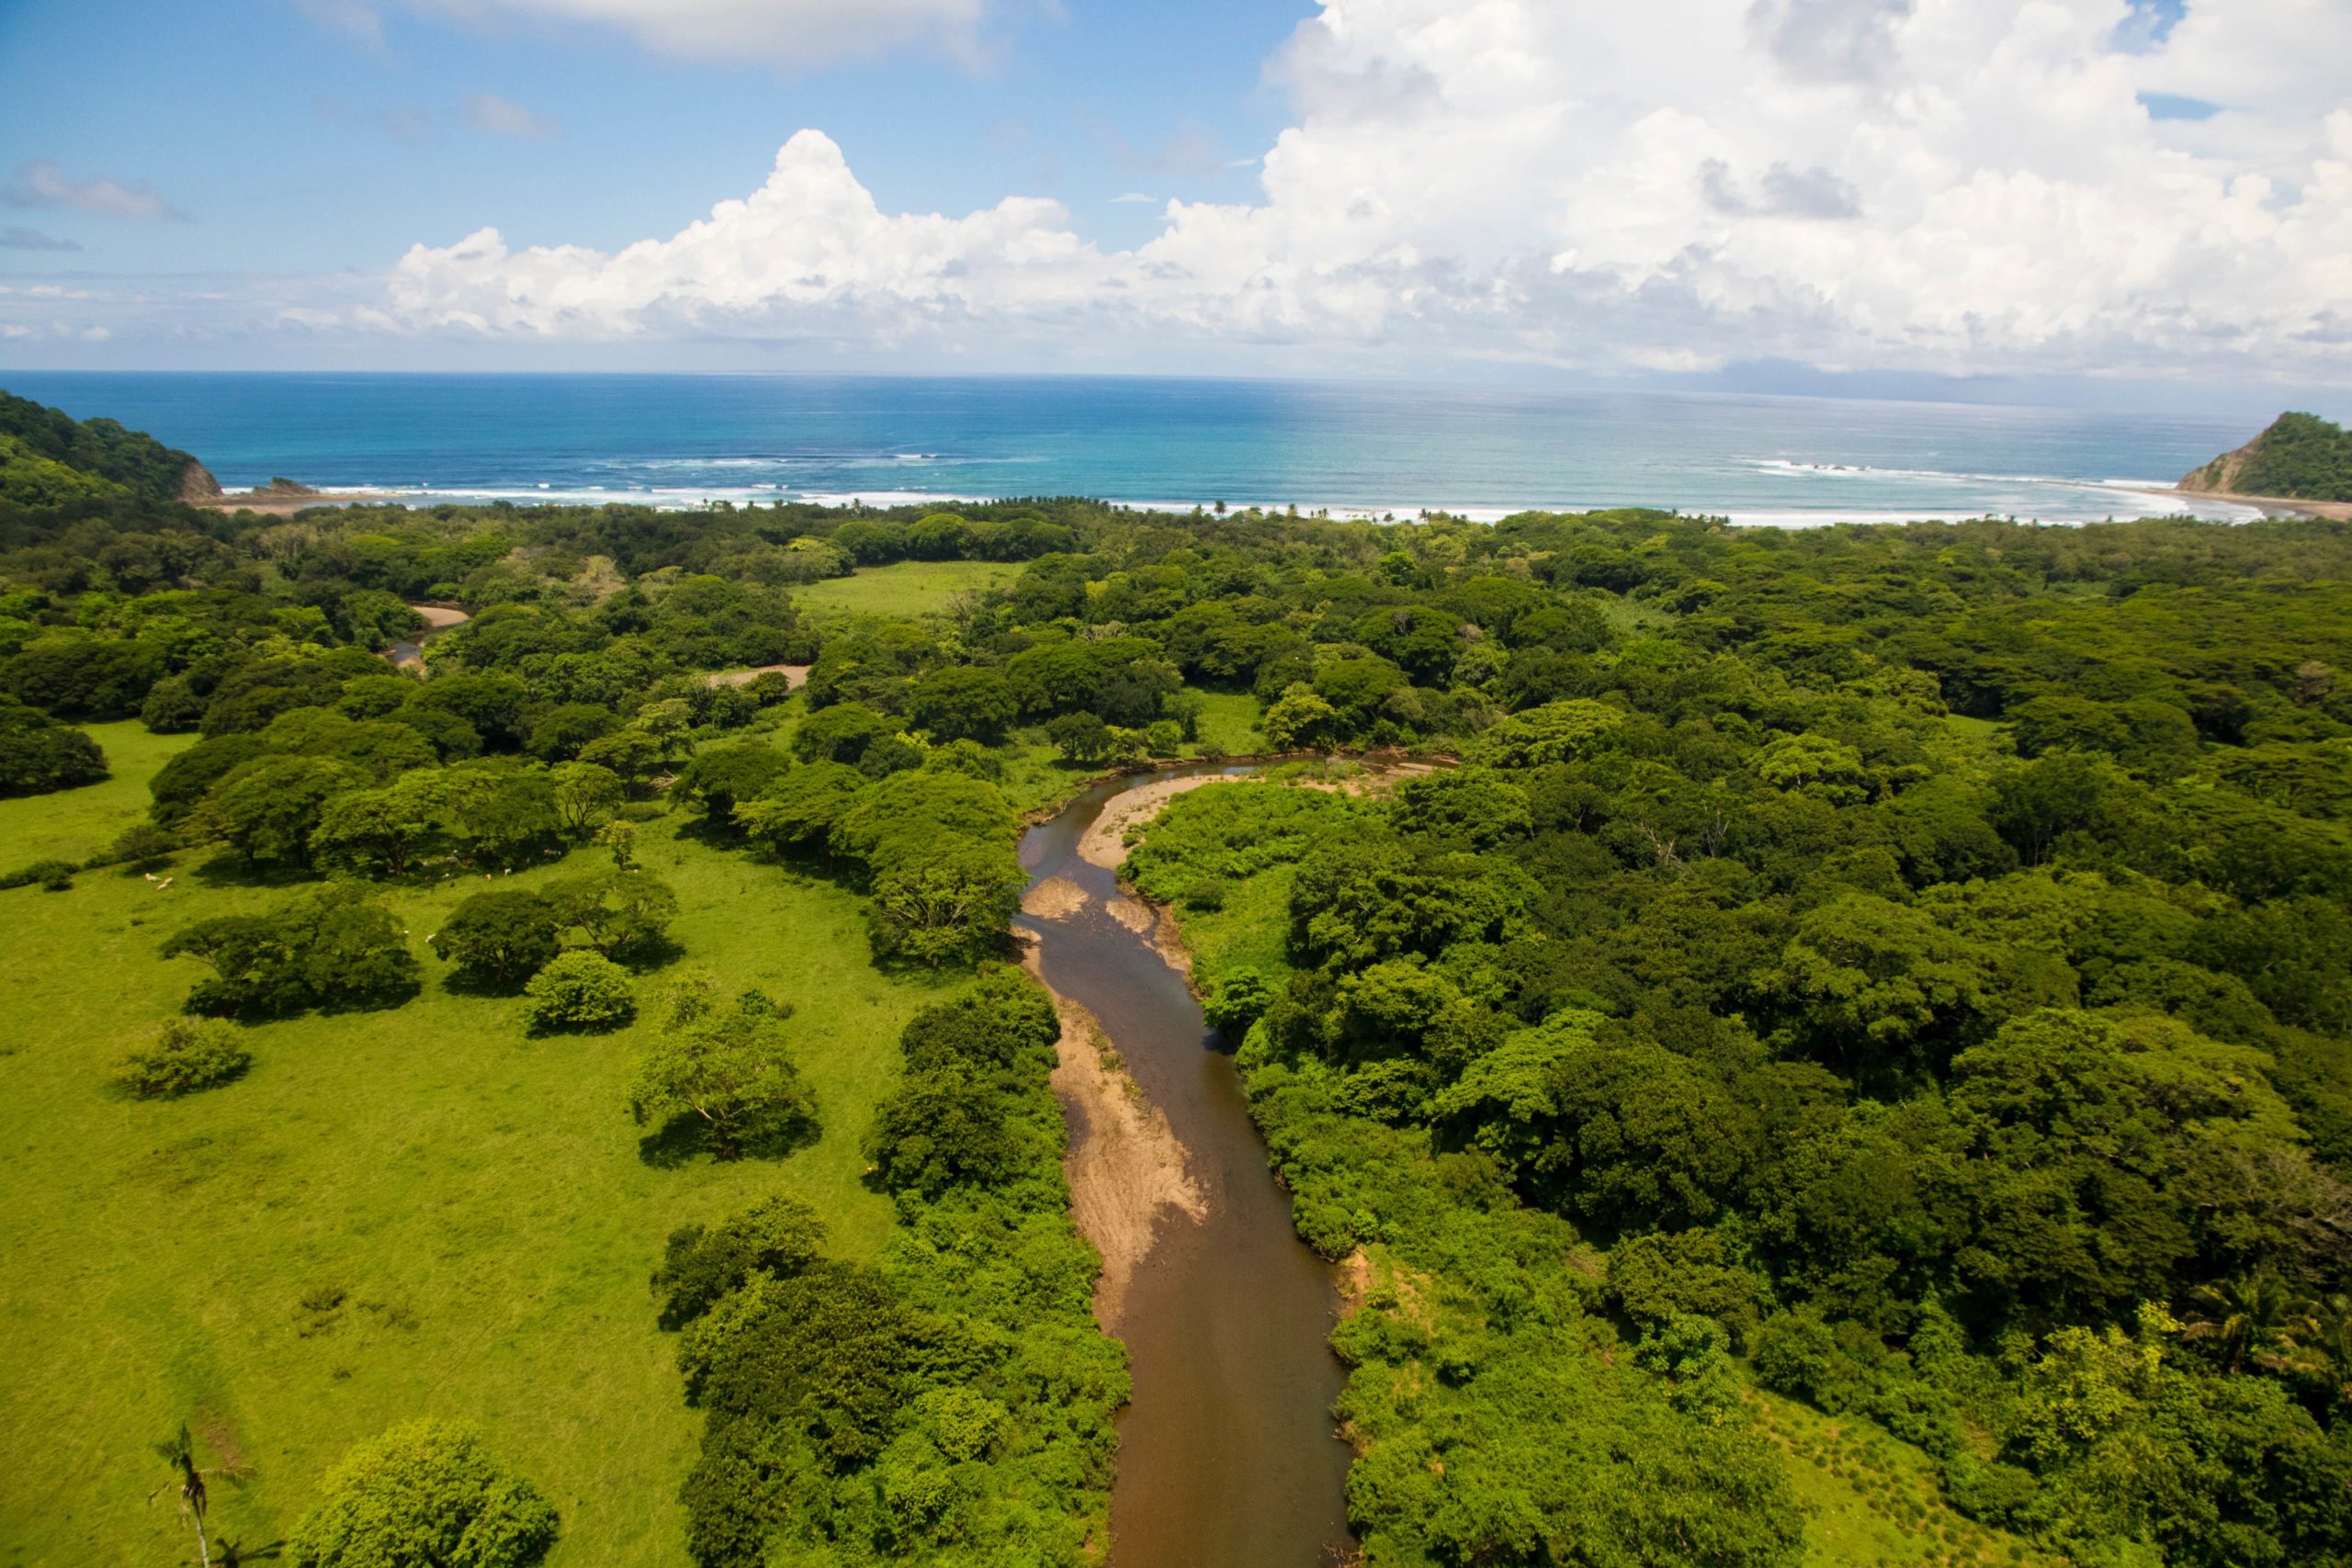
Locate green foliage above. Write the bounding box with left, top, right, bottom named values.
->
left=0, top=697, right=107, bottom=795
left=520, top=950, right=637, bottom=1033
left=287, top=1417, right=559, bottom=1568
left=666, top=965, right=1115, bottom=1567
left=433, top=890, right=565, bottom=987
left=163, top=886, right=420, bottom=1017
left=110, top=1016, right=252, bottom=1099
left=865, top=850, right=1023, bottom=968
left=628, top=978, right=815, bottom=1158
left=2188, top=412, right=2352, bottom=502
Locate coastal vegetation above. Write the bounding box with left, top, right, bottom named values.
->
left=7, top=389, right=2352, bottom=1564
left=2180, top=411, right=2352, bottom=503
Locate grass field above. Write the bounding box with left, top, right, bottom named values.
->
left=5, top=718, right=195, bottom=865
left=791, top=559, right=1025, bottom=621
left=0, top=735, right=947, bottom=1566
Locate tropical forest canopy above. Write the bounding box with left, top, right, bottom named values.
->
left=8, top=389, right=2352, bottom=1567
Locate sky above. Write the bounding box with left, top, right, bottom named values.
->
left=0, top=0, right=2347, bottom=407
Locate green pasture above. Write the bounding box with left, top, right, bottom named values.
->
left=790, top=559, right=1024, bottom=621
left=0, top=737, right=940, bottom=1566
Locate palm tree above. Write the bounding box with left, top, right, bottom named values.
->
left=2182, top=1274, right=2313, bottom=1373
left=150, top=1425, right=247, bottom=1568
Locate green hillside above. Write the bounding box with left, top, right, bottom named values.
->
left=2181, top=411, right=2352, bottom=502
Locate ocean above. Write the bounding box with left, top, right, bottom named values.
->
left=0, top=371, right=2274, bottom=525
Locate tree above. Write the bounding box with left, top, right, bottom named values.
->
left=548, top=761, right=624, bottom=836
left=520, top=951, right=636, bottom=1032
left=909, top=666, right=1018, bottom=743
left=792, top=702, right=894, bottom=765
left=674, top=743, right=788, bottom=832
left=287, top=1418, right=557, bottom=1568
left=1046, top=710, right=1114, bottom=764
left=831, top=771, right=1015, bottom=874
left=151, top=1425, right=245, bottom=1568
left=628, top=985, right=816, bottom=1159
left=1261, top=683, right=1337, bottom=750
left=865, top=851, right=1023, bottom=968
left=594, top=818, right=638, bottom=870
left=432, top=890, right=564, bottom=987
left=197, top=755, right=366, bottom=868
left=737, top=761, right=865, bottom=862
left=163, top=886, right=420, bottom=1018
left=0, top=696, right=107, bottom=796
left=548, top=867, right=677, bottom=961
left=311, top=774, right=450, bottom=877
left=652, top=1193, right=829, bottom=1328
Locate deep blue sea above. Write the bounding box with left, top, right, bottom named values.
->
left=0, top=372, right=2275, bottom=525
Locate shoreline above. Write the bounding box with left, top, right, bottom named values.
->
left=2115, top=485, right=2352, bottom=523
left=193, top=490, right=399, bottom=514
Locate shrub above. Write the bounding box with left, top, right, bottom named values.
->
left=288, top=1417, right=557, bottom=1568
left=3, top=858, right=78, bottom=891
left=107, top=822, right=179, bottom=873
left=111, top=1018, right=251, bottom=1099
left=520, top=951, right=637, bottom=1033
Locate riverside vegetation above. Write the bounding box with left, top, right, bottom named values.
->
left=4, top=389, right=2352, bottom=1565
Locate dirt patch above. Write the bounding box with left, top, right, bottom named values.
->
left=704, top=663, right=811, bottom=690
left=410, top=603, right=469, bottom=630
left=1077, top=773, right=1247, bottom=869
left=1337, top=1247, right=1374, bottom=1317
left=1026, top=946, right=1205, bottom=1327
left=1022, top=877, right=1091, bottom=919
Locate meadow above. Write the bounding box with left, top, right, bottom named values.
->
left=0, top=727, right=945, bottom=1567
left=787, top=558, right=1025, bottom=621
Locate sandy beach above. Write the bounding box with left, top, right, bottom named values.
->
left=2121, top=486, right=2352, bottom=523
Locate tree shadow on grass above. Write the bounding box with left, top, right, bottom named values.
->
left=187, top=852, right=318, bottom=890
left=636, top=1110, right=820, bottom=1169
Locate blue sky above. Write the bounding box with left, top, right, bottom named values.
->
left=0, top=0, right=1309, bottom=272
left=0, top=0, right=2345, bottom=408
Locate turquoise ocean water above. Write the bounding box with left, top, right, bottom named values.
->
left=0, top=372, right=2276, bottom=525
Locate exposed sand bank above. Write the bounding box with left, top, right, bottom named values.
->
left=1022, top=938, right=1204, bottom=1327
left=703, top=663, right=811, bottom=690
left=1076, top=773, right=1245, bottom=869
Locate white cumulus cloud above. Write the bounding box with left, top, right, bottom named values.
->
left=377, top=0, right=2352, bottom=381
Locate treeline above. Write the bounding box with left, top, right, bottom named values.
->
left=662, top=970, right=1123, bottom=1566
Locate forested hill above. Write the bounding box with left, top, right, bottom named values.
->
left=0, top=389, right=215, bottom=508
left=2181, top=411, right=2352, bottom=502
left=10, top=384, right=2352, bottom=1567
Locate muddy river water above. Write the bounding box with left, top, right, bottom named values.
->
left=1016, top=764, right=1356, bottom=1568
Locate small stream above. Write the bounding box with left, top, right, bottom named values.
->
left=1017, top=765, right=1355, bottom=1568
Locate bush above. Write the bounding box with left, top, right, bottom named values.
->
left=107, top=822, right=178, bottom=873
left=111, top=1018, right=251, bottom=1099
left=288, top=1417, right=558, bottom=1568
left=520, top=951, right=637, bottom=1033
left=2, top=858, right=78, bottom=891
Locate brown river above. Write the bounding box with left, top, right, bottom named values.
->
left=1016, top=764, right=1356, bottom=1568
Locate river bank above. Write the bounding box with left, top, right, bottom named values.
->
left=1015, top=766, right=1354, bottom=1568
